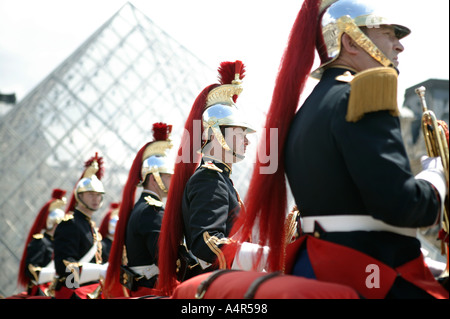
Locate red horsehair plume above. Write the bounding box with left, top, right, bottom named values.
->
left=217, top=60, right=246, bottom=103
left=110, top=202, right=120, bottom=209
left=84, top=152, right=104, bottom=180
left=218, top=60, right=246, bottom=85
left=152, top=122, right=172, bottom=141
left=51, top=188, right=66, bottom=200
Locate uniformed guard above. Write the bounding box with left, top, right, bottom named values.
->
left=98, top=202, right=120, bottom=263
left=103, top=123, right=173, bottom=298
left=53, top=153, right=108, bottom=299
left=157, top=61, right=269, bottom=296
left=17, top=188, right=66, bottom=297
left=231, top=0, right=448, bottom=299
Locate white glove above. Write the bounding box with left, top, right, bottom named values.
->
left=231, top=242, right=269, bottom=272
left=78, top=262, right=108, bottom=285
left=38, top=266, right=56, bottom=284
left=415, top=156, right=446, bottom=213
left=100, top=262, right=108, bottom=279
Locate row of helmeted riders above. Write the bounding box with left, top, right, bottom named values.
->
left=9, top=0, right=449, bottom=299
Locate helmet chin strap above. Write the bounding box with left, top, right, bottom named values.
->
left=152, top=171, right=168, bottom=193
left=223, top=136, right=245, bottom=161
left=82, top=201, right=100, bottom=212
left=230, top=149, right=245, bottom=161
left=338, top=16, right=393, bottom=68
left=202, top=126, right=246, bottom=162
left=202, top=140, right=245, bottom=162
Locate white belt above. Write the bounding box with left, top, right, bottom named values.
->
left=130, top=264, right=159, bottom=280
left=302, top=215, right=417, bottom=238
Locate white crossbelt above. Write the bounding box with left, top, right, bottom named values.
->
left=130, top=264, right=159, bottom=280
left=302, top=215, right=417, bottom=238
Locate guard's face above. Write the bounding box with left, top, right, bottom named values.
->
left=79, top=191, right=103, bottom=211
left=224, top=126, right=249, bottom=160
left=366, top=25, right=404, bottom=67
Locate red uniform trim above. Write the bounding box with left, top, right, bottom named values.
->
left=286, top=235, right=448, bottom=299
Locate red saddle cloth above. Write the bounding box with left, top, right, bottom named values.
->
left=5, top=292, right=32, bottom=299
left=285, top=235, right=449, bottom=299
left=6, top=283, right=52, bottom=299
left=171, top=270, right=359, bottom=299
left=122, top=287, right=167, bottom=299
left=54, top=283, right=100, bottom=299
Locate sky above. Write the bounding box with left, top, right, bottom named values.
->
left=0, top=0, right=449, bottom=116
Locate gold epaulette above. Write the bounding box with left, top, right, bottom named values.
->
left=144, top=195, right=163, bottom=207
left=201, top=161, right=223, bottom=173
left=32, top=233, right=44, bottom=239
left=62, top=214, right=74, bottom=222
left=346, top=67, right=399, bottom=122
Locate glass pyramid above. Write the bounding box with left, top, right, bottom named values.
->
left=0, top=2, right=255, bottom=296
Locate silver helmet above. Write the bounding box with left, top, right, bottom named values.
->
left=75, top=156, right=105, bottom=209
left=46, top=196, right=66, bottom=230
left=312, top=0, right=411, bottom=78
left=46, top=208, right=65, bottom=230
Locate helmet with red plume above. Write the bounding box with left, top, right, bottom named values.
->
left=202, top=61, right=255, bottom=155
left=157, top=60, right=250, bottom=295
left=65, top=152, right=105, bottom=214
left=312, top=0, right=410, bottom=78
left=18, top=188, right=67, bottom=287
left=103, top=123, right=173, bottom=298
left=140, top=122, right=174, bottom=193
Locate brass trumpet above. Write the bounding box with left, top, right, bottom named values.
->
left=415, top=86, right=449, bottom=272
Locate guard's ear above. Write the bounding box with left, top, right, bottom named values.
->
left=341, top=33, right=360, bottom=55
